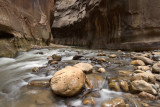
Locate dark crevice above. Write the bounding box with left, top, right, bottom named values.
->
left=0, top=31, right=14, bottom=39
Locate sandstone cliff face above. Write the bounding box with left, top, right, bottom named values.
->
left=0, top=0, right=54, bottom=57
left=52, top=0, right=160, bottom=51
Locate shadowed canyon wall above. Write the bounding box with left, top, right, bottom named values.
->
left=0, top=0, right=54, bottom=57
left=52, top=0, right=160, bottom=51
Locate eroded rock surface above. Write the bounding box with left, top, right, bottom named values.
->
left=0, top=0, right=54, bottom=57
left=53, top=0, right=160, bottom=51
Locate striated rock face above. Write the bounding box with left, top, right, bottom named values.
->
left=52, top=0, right=160, bottom=50
left=0, top=0, right=54, bottom=57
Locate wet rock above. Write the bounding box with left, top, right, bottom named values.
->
left=131, top=72, right=156, bottom=83
left=35, top=52, right=44, bottom=55
left=109, top=82, right=121, bottom=92
left=47, top=56, right=53, bottom=60
left=140, top=53, right=150, bottom=58
left=119, top=81, right=129, bottom=92
left=97, top=68, right=106, bottom=73
left=135, top=66, right=150, bottom=71
left=153, top=55, right=160, bottom=61
left=50, top=66, right=85, bottom=97
left=97, top=58, right=106, bottom=62
left=131, top=80, right=157, bottom=95
left=32, top=67, right=39, bottom=72
left=134, top=70, right=145, bottom=74
left=155, top=74, right=160, bottom=81
left=133, top=56, right=153, bottom=65
left=130, top=60, right=145, bottom=66
left=101, top=97, right=126, bottom=107
left=142, top=103, right=150, bottom=107
left=83, top=98, right=95, bottom=106
left=48, top=60, right=58, bottom=65
left=51, top=54, right=62, bottom=61
left=28, top=80, right=49, bottom=88
left=138, top=91, right=156, bottom=100
left=119, top=71, right=133, bottom=76
left=86, top=92, right=101, bottom=98
left=152, top=62, right=160, bottom=73
left=87, top=74, right=105, bottom=89
left=109, top=54, right=117, bottom=58
left=74, top=63, right=93, bottom=74
left=36, top=99, right=47, bottom=105
left=72, top=55, right=83, bottom=60
left=108, top=76, right=131, bottom=84
left=97, top=53, right=106, bottom=56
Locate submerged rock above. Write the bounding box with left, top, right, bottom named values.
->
left=101, top=97, right=126, bottom=107
left=87, top=74, right=105, bottom=89
left=50, top=66, right=85, bottom=97
left=118, top=71, right=133, bottom=76
left=32, top=67, right=39, bottom=72
left=28, top=80, right=49, bottom=88
left=74, top=63, right=93, bottom=74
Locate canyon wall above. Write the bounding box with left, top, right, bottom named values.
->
left=52, top=0, right=160, bottom=51
left=0, top=0, right=54, bottom=57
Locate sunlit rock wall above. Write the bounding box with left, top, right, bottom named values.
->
left=0, top=0, right=54, bottom=57
left=52, top=0, right=160, bottom=51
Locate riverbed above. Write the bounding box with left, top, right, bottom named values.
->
left=0, top=47, right=159, bottom=107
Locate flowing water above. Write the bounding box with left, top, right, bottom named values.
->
left=0, top=47, right=143, bottom=107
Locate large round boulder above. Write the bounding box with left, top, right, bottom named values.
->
left=50, top=66, right=85, bottom=97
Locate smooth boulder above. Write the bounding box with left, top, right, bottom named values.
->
left=50, top=66, right=85, bottom=97
left=131, top=80, right=157, bottom=95
left=130, top=60, right=145, bottom=66
left=109, top=54, right=117, bottom=58
left=74, top=63, right=93, bottom=73
left=98, top=68, right=106, bottom=73
left=152, top=62, right=160, bottom=73
left=131, top=72, right=156, bottom=83
left=133, top=56, right=153, bottom=65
